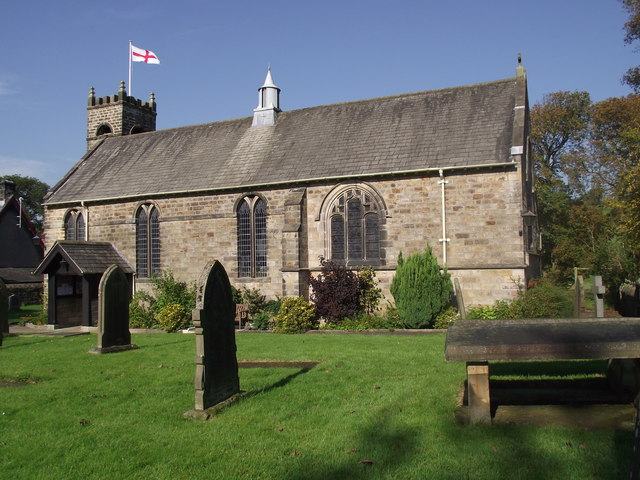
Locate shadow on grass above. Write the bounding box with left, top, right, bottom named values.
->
left=0, top=337, right=56, bottom=349
left=242, top=365, right=318, bottom=399
left=281, top=406, right=418, bottom=480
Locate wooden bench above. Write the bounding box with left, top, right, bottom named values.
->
left=445, top=317, right=640, bottom=424
left=235, top=304, right=249, bottom=329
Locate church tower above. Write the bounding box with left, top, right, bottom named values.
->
left=86, top=81, right=157, bottom=150
left=252, top=67, right=281, bottom=127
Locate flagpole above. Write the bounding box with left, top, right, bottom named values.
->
left=128, top=40, right=132, bottom=97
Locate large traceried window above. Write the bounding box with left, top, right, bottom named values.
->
left=328, top=187, right=381, bottom=265
left=136, top=203, right=160, bottom=278
left=64, top=209, right=85, bottom=240
left=237, top=195, right=267, bottom=278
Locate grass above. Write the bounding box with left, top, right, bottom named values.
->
left=8, top=304, right=44, bottom=325
left=0, top=332, right=633, bottom=479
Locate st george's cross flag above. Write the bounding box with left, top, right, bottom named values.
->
left=131, top=45, right=160, bottom=64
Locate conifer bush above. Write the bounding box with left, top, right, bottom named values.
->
left=390, top=246, right=452, bottom=328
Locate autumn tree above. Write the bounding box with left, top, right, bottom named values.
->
left=621, top=0, right=640, bottom=92
left=530, top=91, right=640, bottom=287
left=529, top=90, right=591, bottom=185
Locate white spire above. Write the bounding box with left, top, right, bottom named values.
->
left=253, top=66, right=281, bottom=127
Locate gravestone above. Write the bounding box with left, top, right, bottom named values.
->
left=8, top=294, right=20, bottom=313
left=185, top=260, right=240, bottom=419
left=573, top=275, right=584, bottom=318
left=454, top=278, right=466, bottom=320
left=89, top=264, right=137, bottom=354
left=0, top=278, right=8, bottom=337
left=592, top=275, right=605, bottom=318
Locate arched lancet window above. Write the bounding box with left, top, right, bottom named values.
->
left=237, top=196, right=267, bottom=278
left=136, top=203, right=160, bottom=278
left=64, top=210, right=85, bottom=240
left=328, top=187, right=381, bottom=265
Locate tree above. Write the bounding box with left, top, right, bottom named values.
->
left=621, top=0, right=640, bottom=92
left=588, top=94, right=640, bottom=193
left=529, top=90, right=591, bottom=185
left=530, top=91, right=640, bottom=288
left=390, top=247, right=452, bottom=329
left=2, top=174, right=49, bottom=234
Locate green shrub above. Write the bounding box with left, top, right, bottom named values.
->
left=357, top=266, right=383, bottom=315
left=321, top=313, right=400, bottom=331
left=151, top=271, right=196, bottom=313
left=273, top=297, right=317, bottom=334
left=509, top=281, right=573, bottom=318
left=155, top=303, right=191, bottom=332
left=390, top=247, right=452, bottom=328
left=231, top=285, right=243, bottom=304
left=263, top=298, right=282, bottom=315
left=433, top=306, right=460, bottom=329
left=251, top=310, right=272, bottom=330
left=467, top=300, right=511, bottom=319
left=467, top=280, right=573, bottom=320
left=240, top=287, right=267, bottom=315
left=129, top=291, right=157, bottom=329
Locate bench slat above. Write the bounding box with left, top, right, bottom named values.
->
left=445, top=317, right=640, bottom=362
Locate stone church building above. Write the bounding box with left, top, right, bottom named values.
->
left=41, top=59, right=539, bottom=320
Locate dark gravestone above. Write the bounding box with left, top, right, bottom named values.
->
left=89, top=264, right=137, bottom=354
left=8, top=294, right=20, bottom=313
left=185, top=260, right=240, bottom=418
left=0, top=278, right=8, bottom=338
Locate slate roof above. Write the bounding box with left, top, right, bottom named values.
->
left=34, top=241, right=134, bottom=275
left=46, top=77, right=518, bottom=205
left=0, top=267, right=43, bottom=284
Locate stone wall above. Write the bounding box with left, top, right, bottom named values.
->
left=7, top=283, right=43, bottom=306
left=43, top=164, right=532, bottom=308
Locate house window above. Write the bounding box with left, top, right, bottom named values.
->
left=237, top=196, right=267, bottom=278
left=64, top=210, right=85, bottom=240
left=136, top=203, right=160, bottom=278
left=329, top=188, right=381, bottom=264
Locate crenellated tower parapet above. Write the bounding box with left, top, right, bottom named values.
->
left=86, top=81, right=157, bottom=150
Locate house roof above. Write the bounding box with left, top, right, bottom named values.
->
left=0, top=267, right=43, bottom=284
left=0, top=195, right=43, bottom=246
left=45, top=77, right=520, bottom=205
left=33, top=241, right=134, bottom=275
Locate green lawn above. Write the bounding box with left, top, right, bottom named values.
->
left=8, top=304, right=43, bottom=325
left=0, top=332, right=633, bottom=479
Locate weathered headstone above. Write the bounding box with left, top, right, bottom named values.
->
left=454, top=278, right=466, bottom=320
left=592, top=275, right=605, bottom=318
left=185, top=260, right=240, bottom=419
left=0, top=278, right=8, bottom=337
left=573, top=275, right=584, bottom=318
left=89, top=264, right=137, bottom=354
left=8, top=294, right=20, bottom=313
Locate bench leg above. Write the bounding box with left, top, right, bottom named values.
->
left=467, top=362, right=491, bottom=424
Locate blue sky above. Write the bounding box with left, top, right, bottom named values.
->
left=0, top=0, right=636, bottom=187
